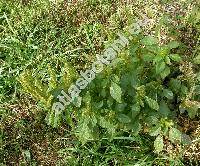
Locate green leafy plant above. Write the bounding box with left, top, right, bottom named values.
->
left=19, top=33, right=200, bottom=150
left=17, top=3, right=200, bottom=157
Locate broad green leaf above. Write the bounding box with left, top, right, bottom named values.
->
left=163, top=89, right=173, bottom=99
left=110, top=81, right=122, bottom=103
left=149, top=125, right=161, bottom=136
left=187, top=103, right=199, bottom=119
left=158, top=46, right=170, bottom=57
left=145, top=116, right=159, bottom=126
left=83, top=92, right=91, bottom=103
left=141, top=36, right=158, bottom=46
left=145, top=96, right=159, bottom=111
left=146, top=45, right=159, bottom=54
left=153, top=56, right=163, bottom=64
left=167, top=41, right=180, bottom=49
left=101, top=88, right=107, bottom=97
left=107, top=127, right=116, bottom=140
left=129, top=119, right=141, bottom=135
left=99, top=116, right=116, bottom=139
left=163, top=126, right=169, bottom=136
left=165, top=56, right=171, bottom=65
left=169, top=127, right=182, bottom=143
left=99, top=116, right=113, bottom=129
left=130, top=72, right=140, bottom=88
left=115, top=103, right=127, bottom=112
left=169, top=54, right=182, bottom=62
left=139, top=99, right=145, bottom=107
left=160, top=66, right=170, bottom=79
left=180, top=85, right=189, bottom=96
left=169, top=79, right=181, bottom=93
left=101, top=79, right=109, bottom=88
left=90, top=114, right=97, bottom=126
left=156, top=61, right=166, bottom=74
left=120, top=73, right=131, bottom=88
left=130, top=43, right=139, bottom=56
left=107, top=97, right=114, bottom=107
left=193, top=54, right=200, bottom=64
left=143, top=53, right=155, bottom=62
left=181, top=133, right=192, bottom=145
left=131, top=104, right=141, bottom=119
left=94, top=100, right=104, bottom=109
left=159, top=101, right=170, bottom=117
left=118, top=114, right=131, bottom=123
left=154, top=135, right=164, bottom=153
left=76, top=120, right=93, bottom=144
left=131, top=57, right=140, bottom=62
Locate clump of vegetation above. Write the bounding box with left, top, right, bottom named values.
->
left=1, top=0, right=199, bottom=165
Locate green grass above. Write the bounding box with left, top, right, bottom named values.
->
left=0, top=0, right=199, bottom=165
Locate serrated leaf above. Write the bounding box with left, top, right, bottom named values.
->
left=101, top=88, right=107, bottom=97
left=99, top=116, right=116, bottom=139
left=115, top=103, right=127, bottom=112
left=143, top=53, right=155, bottom=62
left=118, top=114, right=131, bottom=123
left=180, top=85, right=189, bottom=96
left=146, top=45, right=159, bottom=54
left=159, top=101, right=170, bottom=117
left=168, top=41, right=180, bottom=49
left=154, top=135, right=164, bottom=153
left=145, top=96, right=159, bottom=111
left=169, top=127, right=182, bottom=143
left=110, top=81, right=122, bottom=103
left=169, top=54, right=182, bottom=62
left=101, top=79, right=109, bottom=88
left=153, top=56, right=163, bottom=64
left=107, top=97, right=114, bottom=107
left=130, top=43, right=139, bottom=56
left=141, top=36, right=158, bottom=46
left=131, top=104, right=141, bottom=119
left=94, top=100, right=104, bottom=109
left=145, top=116, right=159, bottom=125
left=129, top=119, right=141, bottom=135
left=158, top=46, right=170, bottom=57
left=163, top=89, right=173, bottom=99
left=89, top=114, right=97, bottom=126
left=99, top=116, right=111, bottom=128
left=156, top=61, right=166, bottom=74
left=169, top=78, right=181, bottom=92
left=76, top=120, right=93, bottom=144
left=149, top=125, right=161, bottom=136
left=160, top=66, right=170, bottom=79
left=181, top=133, right=192, bottom=145
left=187, top=104, right=199, bottom=119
